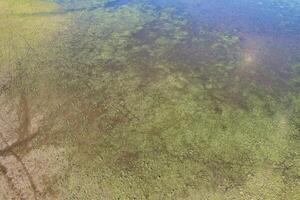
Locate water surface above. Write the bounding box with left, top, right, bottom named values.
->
left=0, top=0, right=299, bottom=199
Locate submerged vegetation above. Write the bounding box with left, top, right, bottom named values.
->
left=0, top=0, right=299, bottom=199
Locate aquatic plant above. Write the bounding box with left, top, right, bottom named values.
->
left=1, top=0, right=299, bottom=199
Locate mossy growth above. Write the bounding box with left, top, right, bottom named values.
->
left=38, top=1, right=300, bottom=199
left=1, top=0, right=299, bottom=199
left=289, top=63, right=300, bottom=87
left=0, top=0, right=72, bottom=74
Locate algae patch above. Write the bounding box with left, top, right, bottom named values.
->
left=1, top=0, right=300, bottom=199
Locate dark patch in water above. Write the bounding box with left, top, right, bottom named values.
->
left=105, top=0, right=135, bottom=8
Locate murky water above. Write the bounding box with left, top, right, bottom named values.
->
left=0, top=0, right=299, bottom=199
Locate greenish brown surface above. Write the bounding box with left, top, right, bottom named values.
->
left=0, top=0, right=299, bottom=199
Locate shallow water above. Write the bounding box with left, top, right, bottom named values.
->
left=0, top=0, right=299, bottom=199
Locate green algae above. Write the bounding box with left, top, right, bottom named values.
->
left=290, top=63, right=300, bottom=88
left=39, top=2, right=300, bottom=198
left=48, top=5, right=299, bottom=197
left=1, top=0, right=300, bottom=199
